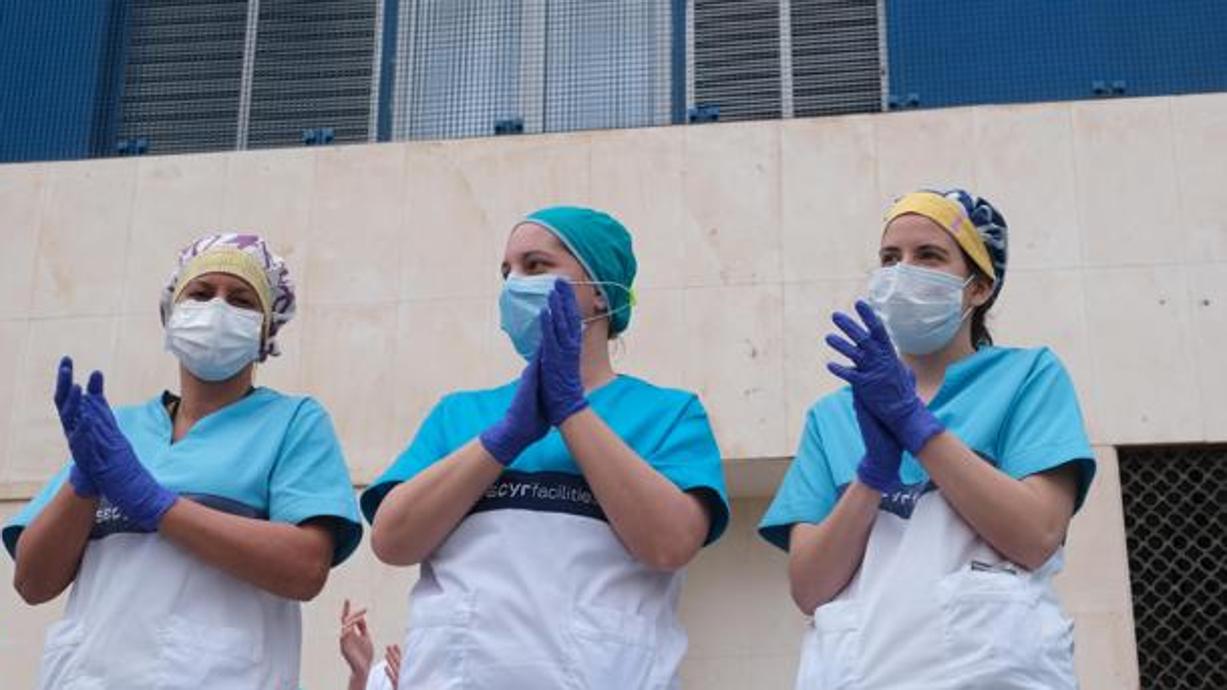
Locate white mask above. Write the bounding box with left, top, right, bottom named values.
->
left=165, top=298, right=263, bottom=381
left=867, top=264, right=973, bottom=355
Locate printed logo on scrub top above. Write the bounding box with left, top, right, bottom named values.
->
left=90, top=493, right=266, bottom=539
left=849, top=449, right=999, bottom=520
left=470, top=470, right=607, bottom=522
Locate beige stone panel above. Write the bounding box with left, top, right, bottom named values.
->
left=682, top=284, right=787, bottom=460
left=299, top=519, right=415, bottom=689
left=1071, top=98, right=1187, bottom=268
left=7, top=317, right=118, bottom=484
left=389, top=298, right=493, bottom=481
left=1083, top=266, right=1201, bottom=444
left=120, top=154, right=229, bottom=314
left=874, top=107, right=976, bottom=205
left=300, top=304, right=399, bottom=486
left=1070, top=611, right=1141, bottom=690
left=31, top=158, right=137, bottom=318
left=989, top=269, right=1100, bottom=440
left=0, top=501, right=71, bottom=688
left=0, top=163, right=46, bottom=320
left=400, top=142, right=501, bottom=302
left=679, top=653, right=800, bottom=689
left=782, top=279, right=864, bottom=447
left=1055, top=449, right=1135, bottom=619
left=680, top=499, right=805, bottom=661
left=425, top=132, right=593, bottom=281
left=681, top=121, right=782, bottom=287
left=108, top=313, right=178, bottom=408
left=1171, top=91, right=1227, bottom=263
left=780, top=115, right=880, bottom=283
left=220, top=147, right=315, bottom=298
left=972, top=103, right=1083, bottom=270
left=1188, top=263, right=1227, bottom=441
left=306, top=144, right=407, bottom=306
left=588, top=126, right=688, bottom=290
left=614, top=287, right=687, bottom=392
left=0, top=321, right=30, bottom=486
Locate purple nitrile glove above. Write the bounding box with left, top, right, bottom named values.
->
left=853, top=397, right=904, bottom=493
left=538, top=281, right=589, bottom=426
left=825, top=300, right=944, bottom=456
left=53, top=356, right=98, bottom=498
left=77, top=372, right=178, bottom=530
left=479, top=351, right=550, bottom=466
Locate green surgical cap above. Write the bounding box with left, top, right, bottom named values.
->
left=522, top=205, right=638, bottom=335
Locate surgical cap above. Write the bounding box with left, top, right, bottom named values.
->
left=160, top=233, right=296, bottom=360
left=885, top=189, right=1009, bottom=300
left=519, top=206, right=638, bottom=335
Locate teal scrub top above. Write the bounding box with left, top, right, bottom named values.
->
left=4, top=388, right=362, bottom=565
left=759, top=346, right=1096, bottom=550
left=362, top=374, right=731, bottom=545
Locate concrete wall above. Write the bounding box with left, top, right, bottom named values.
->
left=3, top=91, right=1225, bottom=688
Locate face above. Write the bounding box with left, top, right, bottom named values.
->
left=501, top=223, right=606, bottom=323
left=879, top=214, right=993, bottom=310
left=177, top=272, right=263, bottom=313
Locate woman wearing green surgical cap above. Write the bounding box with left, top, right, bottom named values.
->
left=363, top=206, right=731, bottom=689
left=761, top=190, right=1096, bottom=689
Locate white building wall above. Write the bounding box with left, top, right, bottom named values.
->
left=3, top=91, right=1225, bottom=688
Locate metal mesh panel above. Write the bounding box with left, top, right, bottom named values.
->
left=692, top=0, right=782, bottom=122
left=1119, top=445, right=1227, bottom=690
left=246, top=0, right=378, bottom=149
left=791, top=0, right=881, bottom=117
left=117, top=0, right=247, bottom=155
left=542, top=1, right=671, bottom=133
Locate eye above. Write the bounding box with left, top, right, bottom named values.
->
left=228, top=296, right=256, bottom=310
left=879, top=251, right=900, bottom=267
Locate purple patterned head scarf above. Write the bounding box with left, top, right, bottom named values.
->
left=159, top=233, right=296, bottom=360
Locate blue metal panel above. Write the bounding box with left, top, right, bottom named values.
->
left=0, top=0, right=122, bottom=162
left=377, top=0, right=400, bottom=141
left=885, top=0, right=1227, bottom=109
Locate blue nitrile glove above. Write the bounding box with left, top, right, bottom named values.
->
left=77, top=372, right=178, bottom=530
left=479, top=351, right=550, bottom=466
left=825, top=300, right=944, bottom=455
left=53, top=356, right=98, bottom=498
left=539, top=280, right=589, bottom=426
left=853, top=397, right=903, bottom=493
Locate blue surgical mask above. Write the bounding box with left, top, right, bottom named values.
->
left=867, top=264, right=972, bottom=355
left=498, top=274, right=633, bottom=360
left=499, top=274, right=560, bottom=360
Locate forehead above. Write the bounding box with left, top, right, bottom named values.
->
left=881, top=213, right=959, bottom=250
left=184, top=271, right=257, bottom=293
left=505, top=222, right=567, bottom=254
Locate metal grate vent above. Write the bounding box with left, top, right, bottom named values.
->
left=1119, top=445, right=1227, bottom=690
left=117, top=0, right=247, bottom=155
left=790, top=0, right=881, bottom=117
left=692, top=0, right=782, bottom=122
left=246, top=0, right=378, bottom=149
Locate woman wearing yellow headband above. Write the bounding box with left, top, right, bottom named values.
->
left=5, top=234, right=362, bottom=689
left=761, top=190, right=1096, bottom=688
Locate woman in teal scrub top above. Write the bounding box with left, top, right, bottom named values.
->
left=6, top=233, right=362, bottom=689
left=363, top=206, right=731, bottom=690
left=761, top=190, right=1097, bottom=689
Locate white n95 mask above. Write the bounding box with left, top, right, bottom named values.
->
left=165, top=298, right=263, bottom=381
left=867, top=264, right=972, bottom=355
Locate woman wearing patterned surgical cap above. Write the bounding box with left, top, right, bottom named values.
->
left=363, top=206, right=730, bottom=689
left=6, top=233, right=362, bottom=689
left=761, top=190, right=1096, bottom=689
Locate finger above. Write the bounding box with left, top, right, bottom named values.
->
left=356, top=618, right=369, bottom=637
left=557, top=280, right=581, bottom=331
left=64, top=385, right=82, bottom=430
left=823, top=333, right=864, bottom=365
left=831, top=311, right=871, bottom=345
left=854, top=300, right=890, bottom=344
left=342, top=598, right=351, bottom=622
left=826, top=362, right=864, bottom=385
left=55, top=356, right=73, bottom=407
left=87, top=370, right=105, bottom=398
